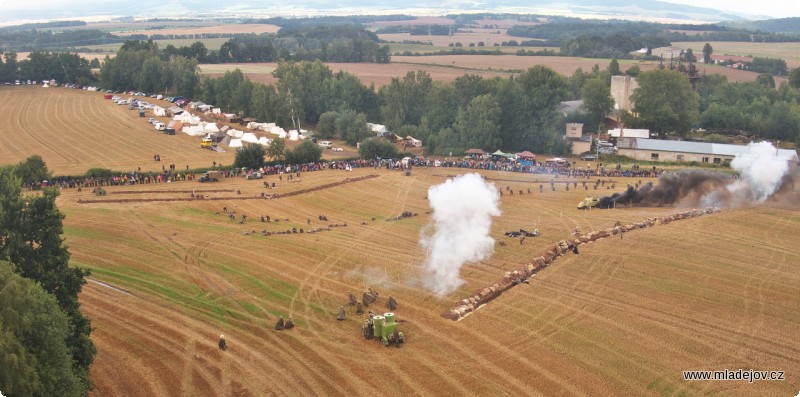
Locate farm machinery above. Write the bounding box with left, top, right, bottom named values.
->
left=361, top=312, right=405, bottom=347
left=198, top=170, right=222, bottom=183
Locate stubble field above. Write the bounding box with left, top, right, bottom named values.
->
left=198, top=53, right=770, bottom=90
left=2, top=87, right=800, bottom=396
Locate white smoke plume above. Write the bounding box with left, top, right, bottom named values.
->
left=727, top=141, right=789, bottom=203
left=420, top=173, right=500, bottom=296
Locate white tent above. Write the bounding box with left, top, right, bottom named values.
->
left=267, top=126, right=287, bottom=138
left=226, top=129, right=244, bottom=138
left=176, top=113, right=200, bottom=125
left=288, top=130, right=300, bottom=141
left=368, top=123, right=388, bottom=136
left=241, top=132, right=259, bottom=143
left=183, top=125, right=205, bottom=137
left=203, top=123, right=220, bottom=133
left=228, top=138, right=243, bottom=148
left=153, top=106, right=166, bottom=116
left=42, top=83, right=49, bottom=88
left=247, top=121, right=270, bottom=130
left=258, top=137, right=273, bottom=146
left=212, top=108, right=221, bottom=114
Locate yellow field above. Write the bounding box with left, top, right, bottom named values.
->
left=672, top=41, right=800, bottom=69
left=2, top=86, right=800, bottom=396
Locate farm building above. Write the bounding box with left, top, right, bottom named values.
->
left=608, top=128, right=650, bottom=139
left=565, top=123, right=593, bottom=155
left=611, top=75, right=638, bottom=111
left=617, top=138, right=799, bottom=169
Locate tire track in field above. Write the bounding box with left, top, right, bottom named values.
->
left=32, top=93, right=82, bottom=166
left=10, top=89, right=77, bottom=166
left=85, top=278, right=307, bottom=396
left=271, top=176, right=418, bottom=392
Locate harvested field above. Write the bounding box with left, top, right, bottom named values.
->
left=378, top=29, right=528, bottom=47
left=199, top=62, right=513, bottom=88
left=55, top=166, right=800, bottom=397
left=392, top=55, right=772, bottom=83
left=672, top=41, right=800, bottom=69
left=3, top=74, right=800, bottom=397
left=200, top=55, right=768, bottom=88
left=0, top=86, right=237, bottom=175
left=113, top=24, right=281, bottom=37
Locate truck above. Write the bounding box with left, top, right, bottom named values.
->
left=201, top=137, right=217, bottom=149
left=198, top=170, right=222, bottom=183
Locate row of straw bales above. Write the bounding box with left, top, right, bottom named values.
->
left=442, top=207, right=720, bottom=321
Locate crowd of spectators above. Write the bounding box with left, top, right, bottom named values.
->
left=24, top=155, right=678, bottom=192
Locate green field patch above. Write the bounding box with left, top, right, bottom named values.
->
left=86, top=265, right=245, bottom=324
left=63, top=225, right=108, bottom=239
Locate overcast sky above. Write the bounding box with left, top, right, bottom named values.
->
left=664, top=0, right=800, bottom=18
left=1, top=0, right=800, bottom=22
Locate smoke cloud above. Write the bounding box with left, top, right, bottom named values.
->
left=594, top=141, right=792, bottom=208
left=420, top=173, right=501, bottom=296
left=727, top=141, right=789, bottom=203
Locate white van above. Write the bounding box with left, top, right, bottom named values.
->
left=154, top=122, right=165, bottom=131
left=318, top=140, right=333, bottom=149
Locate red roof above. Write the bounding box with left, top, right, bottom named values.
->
left=465, top=148, right=486, bottom=154
left=516, top=151, right=536, bottom=159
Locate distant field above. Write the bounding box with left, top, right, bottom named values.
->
left=378, top=29, right=529, bottom=47
left=671, top=41, right=800, bottom=69
left=2, top=86, right=799, bottom=397
left=197, top=53, right=772, bottom=90
left=199, top=62, right=513, bottom=88
left=387, top=43, right=552, bottom=55
left=112, top=24, right=281, bottom=37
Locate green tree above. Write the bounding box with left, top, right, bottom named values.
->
left=580, top=78, right=615, bottom=134
left=0, top=260, right=87, bottom=397
left=608, top=58, right=621, bottom=75
left=233, top=143, right=265, bottom=169
left=684, top=48, right=695, bottom=62
left=285, top=140, right=322, bottom=164
left=630, top=69, right=700, bottom=136
left=336, top=109, right=371, bottom=146
left=358, top=138, right=398, bottom=159
left=702, top=43, right=713, bottom=64
left=14, top=155, right=50, bottom=186
left=0, top=169, right=94, bottom=392
left=789, top=67, right=800, bottom=89
left=250, top=83, right=280, bottom=124
left=317, top=111, right=338, bottom=139
left=454, top=94, right=502, bottom=150
left=266, top=137, right=286, bottom=162
left=756, top=73, right=776, bottom=88
left=379, top=71, right=433, bottom=130
left=625, top=64, right=641, bottom=77
left=273, top=60, right=334, bottom=124
left=423, top=83, right=459, bottom=133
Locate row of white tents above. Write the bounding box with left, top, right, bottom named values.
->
left=245, top=122, right=309, bottom=141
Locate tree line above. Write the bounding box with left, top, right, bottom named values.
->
left=0, top=51, right=96, bottom=85
left=0, top=156, right=95, bottom=396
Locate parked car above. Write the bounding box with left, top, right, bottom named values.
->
left=581, top=153, right=597, bottom=161
left=246, top=171, right=264, bottom=180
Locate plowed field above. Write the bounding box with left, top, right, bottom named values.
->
left=2, top=87, right=800, bottom=396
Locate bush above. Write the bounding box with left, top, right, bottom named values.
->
left=84, top=167, right=113, bottom=178
left=285, top=140, right=322, bottom=164
left=233, top=144, right=265, bottom=169
left=358, top=137, right=398, bottom=160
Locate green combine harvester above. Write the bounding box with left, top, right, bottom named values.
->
left=362, top=312, right=405, bottom=347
